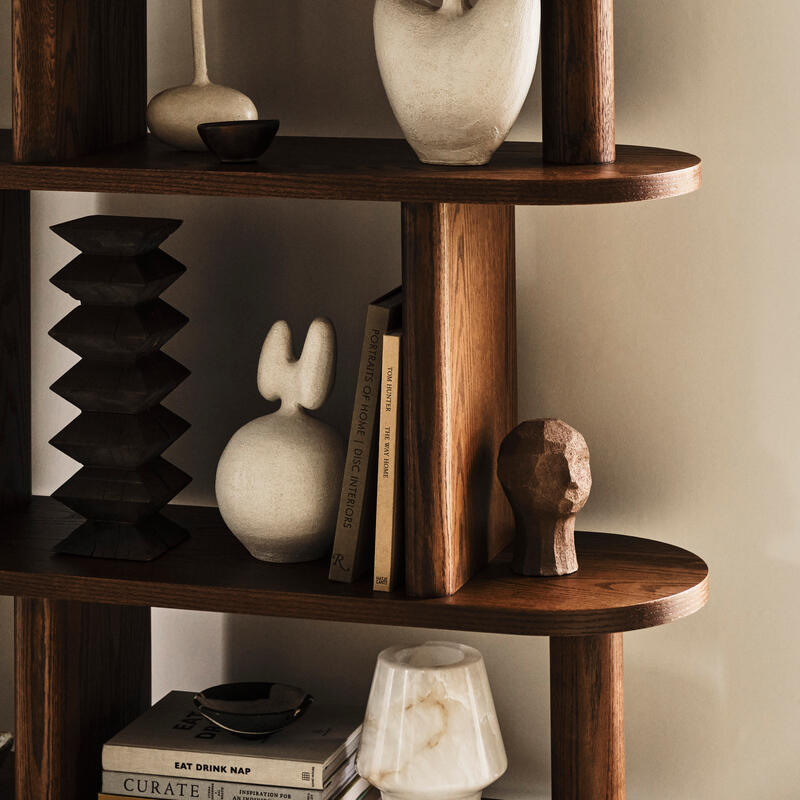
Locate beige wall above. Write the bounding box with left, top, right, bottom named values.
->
left=2, top=1, right=799, bottom=797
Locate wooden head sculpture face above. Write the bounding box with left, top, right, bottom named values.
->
left=498, top=419, right=592, bottom=576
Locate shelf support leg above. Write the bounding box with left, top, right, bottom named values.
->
left=0, top=189, right=30, bottom=513
left=13, top=0, right=147, bottom=161
left=402, top=203, right=517, bottom=598
left=15, top=598, right=151, bottom=800
left=541, top=0, right=616, bottom=164
left=550, top=633, right=625, bottom=799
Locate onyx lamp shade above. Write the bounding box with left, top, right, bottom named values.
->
left=48, top=215, right=191, bottom=561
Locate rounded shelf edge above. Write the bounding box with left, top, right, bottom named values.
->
left=0, top=133, right=703, bottom=206
left=463, top=531, right=710, bottom=637
left=508, top=144, right=703, bottom=206
left=0, top=500, right=710, bottom=639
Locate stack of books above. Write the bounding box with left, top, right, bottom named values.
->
left=328, top=288, right=404, bottom=592
left=99, top=691, right=372, bottom=800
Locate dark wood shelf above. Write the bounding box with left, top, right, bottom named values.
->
left=0, top=131, right=701, bottom=205
left=0, top=497, right=708, bottom=637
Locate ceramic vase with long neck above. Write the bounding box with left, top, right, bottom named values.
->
left=147, top=0, right=257, bottom=151
left=374, top=0, right=540, bottom=165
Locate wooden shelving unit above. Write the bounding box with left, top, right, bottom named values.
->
left=0, top=2, right=707, bottom=799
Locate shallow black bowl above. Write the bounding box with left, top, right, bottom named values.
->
left=198, top=120, right=280, bottom=163
left=193, top=682, right=313, bottom=738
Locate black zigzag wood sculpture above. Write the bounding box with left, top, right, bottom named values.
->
left=48, top=215, right=191, bottom=560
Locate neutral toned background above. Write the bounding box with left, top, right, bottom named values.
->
left=2, top=1, right=799, bottom=797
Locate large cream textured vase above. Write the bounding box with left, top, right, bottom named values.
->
left=215, top=319, right=345, bottom=563
left=374, top=0, right=540, bottom=165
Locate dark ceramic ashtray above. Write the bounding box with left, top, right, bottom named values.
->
left=198, top=119, right=280, bottom=163
left=193, top=682, right=313, bottom=738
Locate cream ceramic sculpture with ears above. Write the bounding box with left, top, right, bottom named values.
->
left=374, top=0, right=540, bottom=165
left=147, top=0, right=257, bottom=151
left=215, top=318, right=345, bottom=563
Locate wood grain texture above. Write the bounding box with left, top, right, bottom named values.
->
left=12, top=0, right=146, bottom=162
left=50, top=407, right=189, bottom=468
left=550, top=634, right=625, bottom=799
left=50, top=353, right=190, bottom=414
left=402, top=203, right=516, bottom=597
left=14, top=597, right=150, bottom=800
left=0, top=131, right=701, bottom=205
left=542, top=0, right=616, bottom=164
left=0, top=190, right=30, bottom=513
left=49, top=301, right=188, bottom=360
left=0, top=498, right=709, bottom=636
left=53, top=459, right=191, bottom=524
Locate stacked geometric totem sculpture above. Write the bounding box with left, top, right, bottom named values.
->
left=48, top=215, right=191, bottom=560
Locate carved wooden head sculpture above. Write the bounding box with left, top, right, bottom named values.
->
left=497, top=419, right=591, bottom=576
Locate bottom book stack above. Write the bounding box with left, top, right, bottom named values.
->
left=99, top=691, right=373, bottom=800
left=100, top=772, right=374, bottom=800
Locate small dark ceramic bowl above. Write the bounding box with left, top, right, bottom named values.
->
left=198, top=119, right=280, bottom=163
left=193, top=682, right=313, bottom=738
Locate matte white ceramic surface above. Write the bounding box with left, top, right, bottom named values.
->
left=215, top=318, right=345, bottom=563
left=374, top=0, right=540, bottom=165
left=357, top=641, right=507, bottom=800
left=147, top=0, right=257, bottom=151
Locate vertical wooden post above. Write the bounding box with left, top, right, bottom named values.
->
left=402, top=203, right=517, bottom=598
left=0, top=190, right=30, bottom=513
left=550, top=634, right=625, bottom=799
left=15, top=599, right=151, bottom=800
left=12, top=0, right=147, bottom=161
left=541, top=0, right=616, bottom=164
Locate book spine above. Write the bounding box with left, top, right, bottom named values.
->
left=373, top=332, right=403, bottom=592
left=328, top=304, right=390, bottom=582
left=101, top=772, right=326, bottom=800
left=102, top=746, right=328, bottom=789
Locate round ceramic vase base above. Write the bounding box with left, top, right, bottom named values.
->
left=147, top=82, right=258, bottom=152
left=416, top=151, right=493, bottom=166
left=236, top=535, right=333, bottom=565
left=408, top=136, right=500, bottom=166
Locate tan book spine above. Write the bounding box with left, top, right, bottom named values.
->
left=329, top=294, right=400, bottom=582
left=373, top=333, right=403, bottom=592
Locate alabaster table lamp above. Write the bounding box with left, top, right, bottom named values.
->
left=357, top=642, right=507, bottom=800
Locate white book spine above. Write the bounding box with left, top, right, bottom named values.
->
left=373, top=332, right=402, bottom=592
left=102, top=771, right=326, bottom=800
left=102, top=759, right=358, bottom=800
left=103, top=746, right=331, bottom=789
